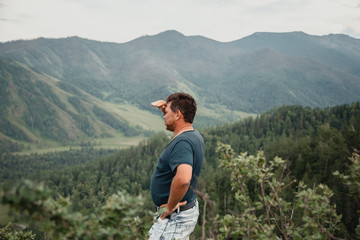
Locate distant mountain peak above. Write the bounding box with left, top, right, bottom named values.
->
left=156, top=30, right=185, bottom=37
left=132, top=30, right=184, bottom=41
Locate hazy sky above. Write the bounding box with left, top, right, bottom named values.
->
left=1, top=0, right=360, bottom=43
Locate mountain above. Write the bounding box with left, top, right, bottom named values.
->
left=1, top=31, right=359, bottom=112
left=0, top=57, right=164, bottom=151
left=0, top=30, right=359, bottom=150
left=232, top=32, right=360, bottom=75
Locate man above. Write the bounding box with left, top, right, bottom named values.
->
left=149, top=92, right=205, bottom=240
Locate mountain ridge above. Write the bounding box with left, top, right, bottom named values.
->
left=0, top=30, right=359, bottom=151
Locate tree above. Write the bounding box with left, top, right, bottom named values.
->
left=214, top=143, right=345, bottom=239
left=334, top=150, right=360, bottom=239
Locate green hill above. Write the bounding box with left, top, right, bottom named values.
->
left=0, top=57, right=164, bottom=152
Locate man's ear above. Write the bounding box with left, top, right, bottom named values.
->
left=176, top=110, right=183, bottom=120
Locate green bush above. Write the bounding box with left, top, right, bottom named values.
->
left=214, top=143, right=345, bottom=239
left=0, top=180, right=154, bottom=239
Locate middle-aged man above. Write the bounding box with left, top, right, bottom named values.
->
left=149, top=92, right=205, bottom=240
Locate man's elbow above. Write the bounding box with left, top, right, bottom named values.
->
left=183, top=180, right=191, bottom=188
left=179, top=178, right=191, bottom=187
left=175, top=176, right=191, bottom=188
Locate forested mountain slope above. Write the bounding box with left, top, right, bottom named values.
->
left=1, top=31, right=360, bottom=151
left=0, top=57, right=159, bottom=151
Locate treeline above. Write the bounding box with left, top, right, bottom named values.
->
left=201, top=103, right=360, bottom=236
left=0, top=147, right=116, bottom=186
left=1, top=102, right=359, bottom=238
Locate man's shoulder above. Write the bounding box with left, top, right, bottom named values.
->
left=178, top=130, right=203, bottom=141
left=175, top=130, right=204, bottom=151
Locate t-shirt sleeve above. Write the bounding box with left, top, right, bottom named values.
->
left=169, top=140, right=193, bottom=172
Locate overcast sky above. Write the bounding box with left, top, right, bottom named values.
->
left=1, top=0, right=360, bottom=43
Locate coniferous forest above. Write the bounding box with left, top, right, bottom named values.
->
left=1, top=102, right=360, bottom=239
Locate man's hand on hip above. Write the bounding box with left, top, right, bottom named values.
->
left=159, top=201, right=187, bottom=219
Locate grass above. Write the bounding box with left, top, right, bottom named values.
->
left=197, top=103, right=257, bottom=123
left=104, top=102, right=164, bottom=131
left=16, top=133, right=153, bottom=155
left=92, top=133, right=152, bottom=149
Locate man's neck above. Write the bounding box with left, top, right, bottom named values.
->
left=173, top=123, right=193, bottom=138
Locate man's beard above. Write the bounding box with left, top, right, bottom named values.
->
left=165, top=122, right=175, bottom=132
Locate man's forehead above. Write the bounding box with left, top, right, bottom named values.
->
left=166, top=101, right=172, bottom=108
left=166, top=102, right=176, bottom=113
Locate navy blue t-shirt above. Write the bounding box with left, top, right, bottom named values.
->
left=150, top=130, right=204, bottom=207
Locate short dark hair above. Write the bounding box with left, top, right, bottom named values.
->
left=166, top=92, right=197, bottom=123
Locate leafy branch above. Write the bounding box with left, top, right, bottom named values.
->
left=215, top=143, right=345, bottom=240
